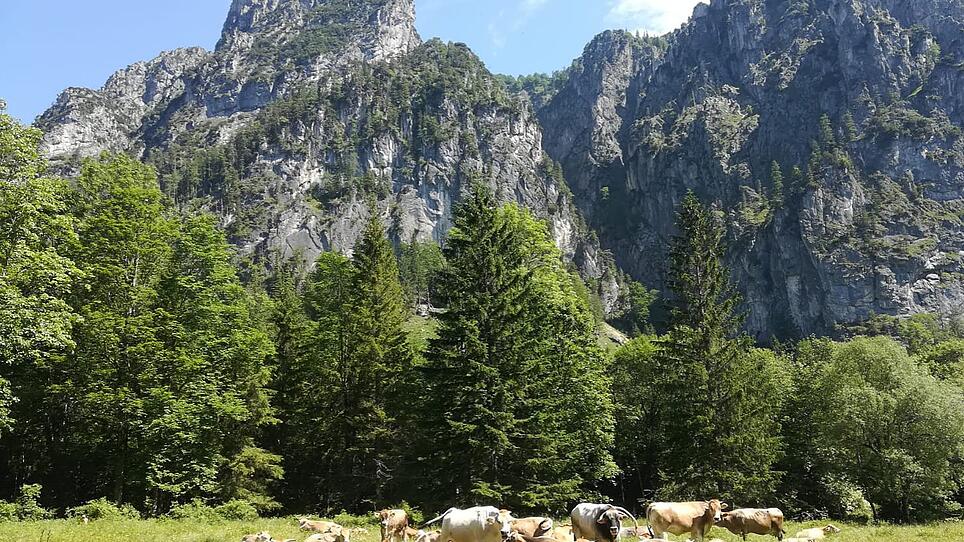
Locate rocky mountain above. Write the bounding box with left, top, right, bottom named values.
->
left=35, top=0, right=964, bottom=338
left=36, top=0, right=624, bottom=311
left=539, top=0, right=964, bottom=338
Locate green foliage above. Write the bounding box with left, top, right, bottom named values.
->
left=498, top=69, right=570, bottom=109
left=787, top=337, right=964, bottom=522
left=14, top=484, right=52, bottom=521
left=68, top=498, right=141, bottom=521
left=770, top=160, right=785, bottom=206
left=0, top=106, right=80, bottom=432
left=213, top=499, right=260, bottom=521
left=398, top=236, right=445, bottom=308
left=867, top=101, right=960, bottom=141
left=167, top=499, right=222, bottom=522
left=610, top=280, right=658, bottom=337
left=656, top=191, right=788, bottom=502
left=413, top=187, right=615, bottom=513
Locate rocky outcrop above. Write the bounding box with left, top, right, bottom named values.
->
left=540, top=0, right=964, bottom=338
left=35, top=0, right=622, bottom=312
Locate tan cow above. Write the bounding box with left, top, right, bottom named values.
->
left=783, top=538, right=816, bottom=542
left=378, top=509, right=411, bottom=542
left=791, top=525, right=840, bottom=539
left=646, top=500, right=728, bottom=542
left=299, top=519, right=341, bottom=534
left=510, top=517, right=553, bottom=537
left=717, top=508, right=785, bottom=540
left=550, top=526, right=573, bottom=542
left=415, top=530, right=441, bottom=542
left=242, top=533, right=272, bottom=542
left=307, top=535, right=344, bottom=542
left=506, top=533, right=557, bottom=542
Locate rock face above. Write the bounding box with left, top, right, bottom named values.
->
left=539, top=0, right=964, bottom=337
left=38, top=0, right=964, bottom=337
left=36, top=0, right=623, bottom=311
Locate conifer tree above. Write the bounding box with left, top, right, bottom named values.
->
left=345, top=207, right=412, bottom=504
left=770, top=161, right=785, bottom=206
left=415, top=187, right=614, bottom=512
left=656, top=191, right=788, bottom=502
left=843, top=111, right=859, bottom=142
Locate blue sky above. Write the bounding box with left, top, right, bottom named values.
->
left=0, top=1, right=702, bottom=123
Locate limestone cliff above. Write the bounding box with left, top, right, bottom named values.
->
left=539, top=0, right=964, bottom=337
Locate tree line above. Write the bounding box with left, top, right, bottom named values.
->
left=1, top=106, right=963, bottom=523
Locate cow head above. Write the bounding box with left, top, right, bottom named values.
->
left=823, top=524, right=841, bottom=535
left=489, top=509, right=514, bottom=541
left=596, top=508, right=622, bottom=539
left=705, top=500, right=728, bottom=523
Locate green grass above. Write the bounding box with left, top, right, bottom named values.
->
left=0, top=519, right=961, bottom=542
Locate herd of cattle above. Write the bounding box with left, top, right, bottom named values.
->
left=242, top=503, right=844, bottom=542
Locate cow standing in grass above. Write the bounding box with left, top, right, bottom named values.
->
left=717, top=508, right=785, bottom=540
left=378, top=509, right=411, bottom=542
left=646, top=500, right=727, bottom=542
left=423, top=506, right=513, bottom=542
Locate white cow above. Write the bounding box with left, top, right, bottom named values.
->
left=424, top=507, right=514, bottom=542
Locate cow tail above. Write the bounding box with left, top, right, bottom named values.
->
left=422, top=508, right=456, bottom=528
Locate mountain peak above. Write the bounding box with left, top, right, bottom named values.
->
left=218, top=0, right=419, bottom=62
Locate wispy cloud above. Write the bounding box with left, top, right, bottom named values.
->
left=489, top=0, right=552, bottom=49
left=521, top=0, right=549, bottom=14
left=606, top=0, right=703, bottom=35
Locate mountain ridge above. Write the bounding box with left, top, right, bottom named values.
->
left=34, top=0, right=964, bottom=338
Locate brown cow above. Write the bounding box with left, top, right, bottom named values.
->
left=791, top=525, right=840, bottom=539
left=378, top=509, right=410, bottom=542
left=717, top=508, right=785, bottom=540
left=646, top=500, right=728, bottom=542
left=510, top=517, right=553, bottom=538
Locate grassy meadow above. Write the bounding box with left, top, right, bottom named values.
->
left=0, top=518, right=961, bottom=542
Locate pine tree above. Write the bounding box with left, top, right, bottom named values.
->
left=770, top=161, right=785, bottom=206
left=656, top=191, right=788, bottom=502
left=263, top=262, right=314, bottom=507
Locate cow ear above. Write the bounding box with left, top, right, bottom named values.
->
left=596, top=517, right=606, bottom=524
left=486, top=517, right=497, bottom=525
left=720, top=502, right=729, bottom=510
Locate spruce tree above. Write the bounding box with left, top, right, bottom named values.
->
left=843, top=111, right=859, bottom=142
left=415, top=187, right=614, bottom=512
left=656, top=191, right=787, bottom=502
left=290, top=209, right=412, bottom=510
left=345, top=207, right=412, bottom=505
